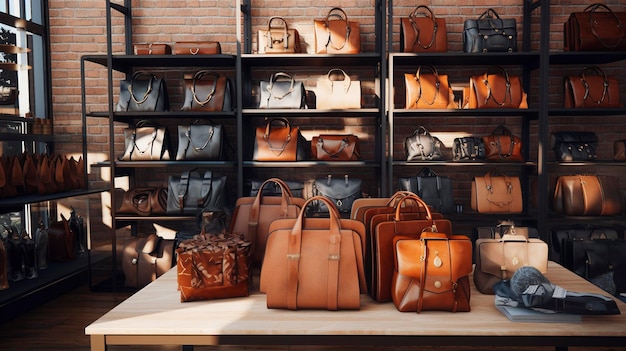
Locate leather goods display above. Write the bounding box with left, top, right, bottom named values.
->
left=181, top=70, right=232, bottom=111
left=404, top=126, right=444, bottom=161
left=482, top=125, right=524, bottom=162
left=117, top=187, right=168, bottom=216
left=166, top=169, right=228, bottom=215
left=176, top=232, right=251, bottom=302
left=474, top=233, right=548, bottom=295
left=175, top=123, right=224, bottom=160
left=400, top=5, right=447, bottom=53
left=47, top=215, right=75, bottom=262
left=392, top=231, right=472, bottom=312
left=471, top=171, right=523, bottom=214
left=116, top=71, right=169, bottom=112
left=310, top=134, right=360, bottom=161
left=452, top=136, right=485, bottom=161
left=252, top=117, right=309, bottom=161
left=563, top=66, right=621, bottom=108
left=122, top=234, right=174, bottom=288
left=550, top=131, right=598, bottom=162
left=174, top=41, right=221, bottom=55
left=553, top=174, right=623, bottom=216
left=404, top=65, right=455, bottom=109
left=314, top=7, right=360, bottom=54
left=230, top=178, right=305, bottom=264
left=463, top=8, right=517, bottom=53
left=247, top=178, right=304, bottom=198
left=550, top=224, right=619, bottom=262
left=315, top=68, right=361, bottom=109
left=260, top=196, right=366, bottom=310
left=614, top=139, right=626, bottom=161
left=133, top=43, right=171, bottom=55
left=467, top=66, right=527, bottom=109
left=398, top=167, right=454, bottom=214
left=119, top=120, right=171, bottom=161
left=311, top=174, right=361, bottom=214
left=258, top=72, right=305, bottom=109
left=257, top=16, right=302, bottom=54
left=564, top=3, right=626, bottom=52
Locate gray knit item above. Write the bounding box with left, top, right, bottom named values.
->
left=510, top=266, right=551, bottom=298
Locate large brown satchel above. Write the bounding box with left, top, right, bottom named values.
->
left=482, top=125, right=524, bottom=162
left=466, top=66, right=527, bottom=109
left=252, top=117, right=309, bottom=161
left=400, top=5, right=447, bottom=53
left=314, top=7, right=360, bottom=54
left=564, top=3, right=626, bottom=52
left=553, top=175, right=622, bottom=216
left=404, top=66, right=455, bottom=109
left=310, top=134, right=360, bottom=161
left=471, top=171, right=523, bottom=214
left=181, top=70, right=232, bottom=112
left=563, top=66, right=621, bottom=108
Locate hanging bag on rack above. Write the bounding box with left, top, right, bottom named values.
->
left=315, top=68, right=361, bottom=109
left=404, top=126, right=445, bottom=161
left=257, top=16, right=302, bottom=54
left=397, top=167, right=454, bottom=214
left=563, top=66, right=621, bottom=108
left=467, top=66, right=527, bottom=109
left=175, top=122, right=225, bottom=160
left=116, top=71, right=169, bottom=112
left=564, top=3, right=626, bottom=52
left=166, top=169, right=228, bottom=215
left=400, top=5, right=447, bottom=53
left=314, top=7, right=361, bottom=54
left=258, top=72, right=305, bottom=109
left=463, top=8, right=517, bottom=53
left=404, top=65, right=455, bottom=109
left=471, top=171, right=523, bottom=214
left=252, top=117, right=309, bottom=161
left=181, top=70, right=233, bottom=112
left=118, top=120, right=171, bottom=161
left=482, top=125, right=524, bottom=162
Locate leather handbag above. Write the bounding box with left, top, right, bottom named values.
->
left=482, top=125, right=524, bottom=162
left=314, top=7, right=360, bottom=54
left=467, top=66, right=527, bottom=109
left=564, top=66, right=621, bottom=108
left=404, top=126, right=444, bottom=161
left=116, top=71, right=169, bottom=112
left=252, top=117, right=309, bottom=161
left=452, top=136, right=485, bottom=161
left=176, top=232, right=251, bottom=302
left=258, top=72, right=305, bottom=109
left=564, top=3, right=626, bottom=52
left=398, top=167, right=454, bottom=214
left=166, top=169, right=228, bottom=215
left=260, top=196, right=366, bottom=310
left=122, top=234, right=174, bottom=288
left=553, top=175, right=623, bottom=216
left=174, top=41, right=221, bottom=55
left=310, top=134, right=360, bottom=161
left=117, top=187, right=168, bottom=216
left=118, top=120, right=171, bottom=161
left=175, top=123, right=224, bottom=160
left=400, top=5, right=447, bottom=53
left=315, top=68, right=361, bottom=109
left=247, top=178, right=304, bottom=198
left=311, top=174, right=361, bottom=214
left=47, top=214, right=76, bottom=262
left=550, top=131, right=598, bottom=162
left=392, top=231, right=472, bottom=312
left=614, top=139, right=626, bottom=161
left=471, top=171, right=523, bottom=214
left=404, top=65, right=455, bottom=109
left=474, top=233, right=549, bottom=295
left=181, top=70, right=233, bottom=111
left=0, top=86, right=17, bottom=105
left=550, top=224, right=619, bottom=262
left=257, top=16, right=302, bottom=54
left=229, top=178, right=305, bottom=264
left=133, top=43, right=171, bottom=55
left=463, top=8, right=517, bottom=53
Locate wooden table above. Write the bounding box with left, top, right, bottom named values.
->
left=85, top=261, right=626, bottom=351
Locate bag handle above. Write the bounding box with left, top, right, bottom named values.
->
left=128, top=71, right=155, bottom=105
left=477, top=8, right=505, bottom=30
left=393, top=193, right=435, bottom=226
left=408, top=126, right=436, bottom=160
left=266, top=72, right=296, bottom=101
left=489, top=125, right=516, bottom=159
left=323, top=68, right=352, bottom=94
left=266, top=17, right=290, bottom=49
left=409, top=5, right=438, bottom=50
left=482, top=66, right=512, bottom=107
left=414, top=65, right=441, bottom=106
left=316, top=136, right=349, bottom=158
left=324, top=7, right=352, bottom=51
left=580, top=66, right=610, bottom=105
left=191, top=70, right=220, bottom=106
left=183, top=121, right=216, bottom=152
left=263, top=117, right=294, bottom=157
left=586, top=3, right=625, bottom=49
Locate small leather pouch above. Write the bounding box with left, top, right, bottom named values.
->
left=174, top=41, right=221, bottom=55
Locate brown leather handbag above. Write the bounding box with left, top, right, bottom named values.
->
left=400, top=5, right=447, bottom=53
left=553, top=175, right=623, bottom=216
left=181, top=70, right=232, bottom=111
left=117, top=187, right=168, bottom=216
left=47, top=215, right=76, bottom=262
left=174, top=41, right=221, bottom=55
left=260, top=196, right=366, bottom=310
left=133, top=43, right=171, bottom=55
left=391, top=231, right=472, bottom=312
left=474, top=233, right=548, bottom=295
left=466, top=66, right=527, bottom=109
left=257, top=16, right=302, bottom=54
left=310, top=134, right=360, bottom=161
left=471, top=171, right=523, bottom=214
left=122, top=234, right=174, bottom=288
left=564, top=66, right=621, bottom=108
left=564, top=3, right=626, bottom=52
left=314, top=7, right=360, bottom=54
left=404, top=65, right=455, bottom=109
left=482, top=125, right=524, bottom=162
left=252, top=117, right=309, bottom=161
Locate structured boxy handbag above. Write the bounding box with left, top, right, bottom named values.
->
left=166, top=169, right=228, bottom=215
left=133, top=43, right=171, bottom=55
left=315, top=68, right=361, bottom=109
left=398, top=168, right=454, bottom=214
left=252, top=117, right=309, bottom=161
left=482, top=125, right=524, bottom=162
left=400, top=5, right=447, bottom=53
left=260, top=196, right=366, bottom=310
left=463, top=8, right=517, bottom=53
left=122, top=234, right=174, bottom=288
left=117, top=187, right=168, bottom=216
left=175, top=123, right=224, bottom=160
left=467, top=66, right=527, bottom=109
left=564, top=66, right=621, bottom=108
left=257, top=16, right=302, bottom=54
left=550, top=224, right=619, bottom=262
left=553, top=174, right=623, bottom=216
left=550, top=131, right=598, bottom=162
left=311, top=174, right=361, bottom=214
left=247, top=178, right=304, bottom=198
left=174, top=41, right=221, bottom=55
left=182, top=70, right=232, bottom=111
left=119, top=120, right=171, bottom=161
left=614, top=139, right=626, bottom=161
left=176, top=232, right=251, bottom=302
left=314, top=7, right=360, bottom=54
left=116, top=71, right=169, bottom=112
left=452, top=136, right=485, bottom=161
left=310, top=134, right=360, bottom=161
left=230, top=178, right=305, bottom=264
left=474, top=233, right=548, bottom=295
left=471, top=171, right=523, bottom=214
left=258, top=72, right=305, bottom=109
left=404, top=66, right=455, bottom=109
left=564, top=3, right=626, bottom=52
left=392, top=231, right=472, bottom=312
left=404, top=126, right=444, bottom=161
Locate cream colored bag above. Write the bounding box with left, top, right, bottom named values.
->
left=315, top=68, right=361, bottom=109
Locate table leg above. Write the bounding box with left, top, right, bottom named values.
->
left=90, top=335, right=106, bottom=351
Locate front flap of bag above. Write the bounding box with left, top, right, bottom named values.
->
left=472, top=173, right=522, bottom=213
left=314, top=176, right=362, bottom=202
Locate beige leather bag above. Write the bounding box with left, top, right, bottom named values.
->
left=315, top=68, right=361, bottom=109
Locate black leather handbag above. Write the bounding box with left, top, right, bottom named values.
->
left=550, top=131, right=598, bottom=162
left=166, top=169, right=228, bottom=215
left=311, top=175, right=361, bottom=214
left=116, top=71, right=169, bottom=112
left=398, top=167, right=454, bottom=214
left=452, top=136, right=485, bottom=161
left=404, top=126, right=444, bottom=161
left=463, top=8, right=517, bottom=53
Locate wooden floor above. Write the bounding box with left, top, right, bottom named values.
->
left=1, top=282, right=626, bottom=351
